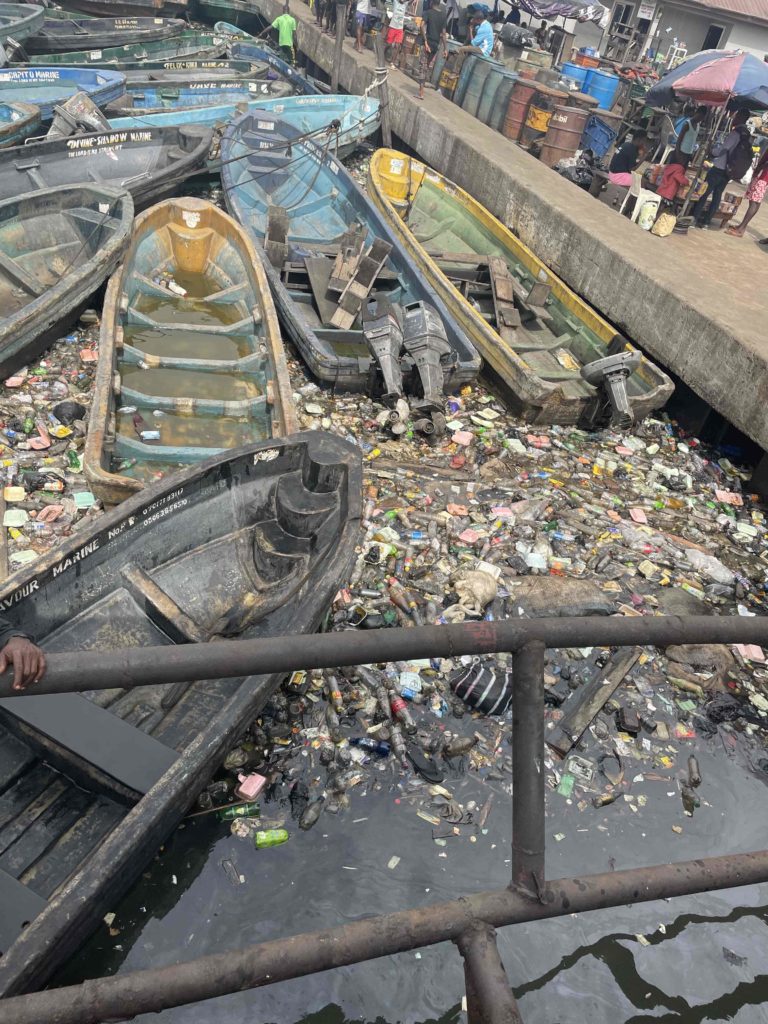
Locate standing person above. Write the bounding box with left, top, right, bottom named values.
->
left=727, top=148, right=768, bottom=238
left=418, top=0, right=448, bottom=98
left=505, top=4, right=520, bottom=23
left=260, top=4, right=297, bottom=62
left=385, top=0, right=407, bottom=67
left=673, top=105, right=706, bottom=167
left=534, top=19, right=548, bottom=47
left=608, top=132, right=648, bottom=187
left=460, top=9, right=493, bottom=55
left=355, top=0, right=372, bottom=51
left=694, top=114, right=752, bottom=229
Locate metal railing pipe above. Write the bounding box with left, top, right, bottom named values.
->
left=511, top=640, right=545, bottom=896
left=4, top=848, right=768, bottom=1024
left=1, top=616, right=766, bottom=698
left=456, top=923, right=524, bottom=1024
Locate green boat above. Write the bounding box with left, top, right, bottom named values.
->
left=196, top=0, right=265, bottom=36
left=23, top=29, right=228, bottom=67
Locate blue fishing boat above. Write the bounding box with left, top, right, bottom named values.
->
left=0, top=67, right=125, bottom=121
left=221, top=113, right=481, bottom=390
left=214, top=26, right=321, bottom=95
left=109, top=93, right=380, bottom=159
left=0, top=2, right=44, bottom=44
left=105, top=75, right=295, bottom=116
left=0, top=100, right=40, bottom=148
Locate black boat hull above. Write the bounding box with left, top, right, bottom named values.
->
left=0, top=432, right=361, bottom=997
left=25, top=16, right=186, bottom=54
left=0, top=125, right=213, bottom=210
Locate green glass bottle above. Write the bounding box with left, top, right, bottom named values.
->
left=254, top=828, right=289, bottom=849
left=218, top=801, right=260, bottom=820
left=67, top=450, right=81, bottom=471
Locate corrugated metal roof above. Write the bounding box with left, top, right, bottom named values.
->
left=682, top=0, right=768, bottom=25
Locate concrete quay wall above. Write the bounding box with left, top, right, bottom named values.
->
left=259, top=0, right=768, bottom=453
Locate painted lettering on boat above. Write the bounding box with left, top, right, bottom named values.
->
left=52, top=538, right=101, bottom=578
left=65, top=131, right=152, bottom=154
left=0, top=70, right=61, bottom=81
left=107, top=516, right=136, bottom=541
left=1, top=579, right=39, bottom=611
left=141, top=498, right=188, bottom=527
left=141, top=488, right=184, bottom=517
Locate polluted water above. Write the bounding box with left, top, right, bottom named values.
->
left=16, top=171, right=768, bottom=1024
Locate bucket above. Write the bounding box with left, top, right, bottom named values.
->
left=584, top=67, right=620, bottom=109
left=561, top=60, right=588, bottom=90
left=461, top=56, right=504, bottom=118
left=502, top=77, right=538, bottom=140
left=481, top=68, right=518, bottom=128
left=454, top=52, right=480, bottom=108
left=539, top=104, right=589, bottom=168
left=520, top=84, right=569, bottom=148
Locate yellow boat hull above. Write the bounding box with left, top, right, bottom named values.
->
left=367, top=148, right=673, bottom=424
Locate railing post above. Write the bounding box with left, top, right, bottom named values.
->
left=511, top=640, right=546, bottom=897
left=331, top=0, right=347, bottom=92
left=456, top=922, right=524, bottom=1024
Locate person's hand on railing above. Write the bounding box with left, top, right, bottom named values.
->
left=0, top=636, right=46, bottom=691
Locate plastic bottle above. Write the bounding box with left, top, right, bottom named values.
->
left=218, top=801, right=260, bottom=820
left=389, top=693, right=417, bottom=734
left=254, top=828, right=289, bottom=848
left=350, top=736, right=391, bottom=757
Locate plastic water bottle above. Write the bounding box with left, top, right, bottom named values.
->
left=254, top=828, right=289, bottom=849
left=218, top=801, right=260, bottom=820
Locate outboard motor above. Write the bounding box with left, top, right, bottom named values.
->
left=401, top=301, right=453, bottom=410
left=579, top=350, right=642, bottom=431
left=362, top=294, right=405, bottom=407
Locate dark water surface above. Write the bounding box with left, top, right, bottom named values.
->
left=58, top=725, right=768, bottom=1023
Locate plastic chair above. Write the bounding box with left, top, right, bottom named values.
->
left=619, top=171, right=661, bottom=223
left=652, top=114, right=676, bottom=164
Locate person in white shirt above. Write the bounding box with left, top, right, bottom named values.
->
left=355, top=0, right=372, bottom=52
left=385, top=0, right=407, bottom=67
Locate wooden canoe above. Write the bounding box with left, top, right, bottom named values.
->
left=0, top=431, right=362, bottom=997
left=0, top=2, right=44, bottom=44
left=0, top=125, right=213, bottom=210
left=0, top=101, right=40, bottom=149
left=24, top=30, right=229, bottom=67
left=104, top=75, right=295, bottom=117
left=222, top=114, right=481, bottom=391
left=84, top=196, right=297, bottom=506
left=368, top=149, right=674, bottom=424
left=24, top=15, right=185, bottom=54
left=0, top=67, right=125, bottom=121
left=0, top=184, right=133, bottom=380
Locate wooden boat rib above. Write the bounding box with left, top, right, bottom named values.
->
left=108, top=93, right=380, bottom=161
left=105, top=76, right=295, bottom=117
left=24, top=15, right=185, bottom=54
left=0, top=184, right=133, bottom=380
left=0, top=101, right=40, bottom=149
left=0, top=431, right=361, bottom=997
left=0, top=125, right=213, bottom=210
left=0, top=67, right=125, bottom=121
left=222, top=113, right=480, bottom=391
left=24, top=31, right=230, bottom=68
left=368, top=149, right=674, bottom=424
left=85, top=196, right=297, bottom=505
left=0, top=3, right=44, bottom=44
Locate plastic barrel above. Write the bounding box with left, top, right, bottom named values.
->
left=561, top=60, right=588, bottom=90
left=539, top=104, right=590, bottom=168
left=481, top=68, right=518, bottom=129
left=519, top=84, right=569, bottom=148
left=453, top=52, right=479, bottom=108
left=584, top=67, right=620, bottom=110
left=461, top=57, right=504, bottom=118
left=502, top=77, right=537, bottom=141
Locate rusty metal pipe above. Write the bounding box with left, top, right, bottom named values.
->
left=2, top=616, right=767, bottom=699
left=4, top=849, right=768, bottom=1024
left=456, top=923, right=524, bottom=1024
left=511, top=641, right=545, bottom=896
